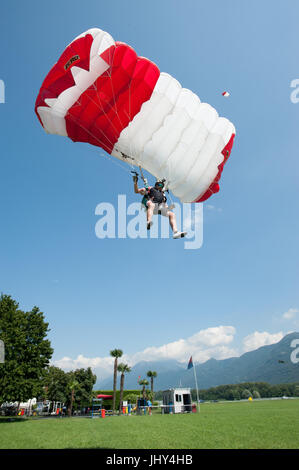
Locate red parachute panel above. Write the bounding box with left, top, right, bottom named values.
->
left=195, top=133, right=235, bottom=202
left=66, top=42, right=160, bottom=154
left=35, top=34, right=94, bottom=126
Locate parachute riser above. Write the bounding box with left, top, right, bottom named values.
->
left=138, top=166, right=148, bottom=189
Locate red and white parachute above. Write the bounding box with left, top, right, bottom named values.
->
left=35, top=28, right=236, bottom=203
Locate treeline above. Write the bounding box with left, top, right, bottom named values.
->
left=195, top=382, right=299, bottom=401
left=153, top=382, right=299, bottom=401
left=44, top=366, right=96, bottom=414
left=0, top=294, right=96, bottom=414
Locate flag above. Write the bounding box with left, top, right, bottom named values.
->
left=137, top=375, right=141, bottom=383
left=187, top=356, right=193, bottom=370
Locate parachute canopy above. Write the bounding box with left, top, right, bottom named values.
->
left=35, top=28, right=236, bottom=203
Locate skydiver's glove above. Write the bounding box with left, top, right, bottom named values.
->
left=133, top=175, right=138, bottom=184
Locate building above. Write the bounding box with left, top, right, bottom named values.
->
left=162, top=388, right=192, bottom=413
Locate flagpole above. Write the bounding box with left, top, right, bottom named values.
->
left=187, top=356, right=200, bottom=411
left=193, top=361, right=200, bottom=411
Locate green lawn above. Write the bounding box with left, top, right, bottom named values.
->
left=1, top=400, right=298, bottom=449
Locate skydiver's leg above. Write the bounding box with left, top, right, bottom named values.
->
left=168, top=211, right=178, bottom=234
left=146, top=201, right=155, bottom=229
left=161, top=206, right=187, bottom=239
left=159, top=206, right=178, bottom=233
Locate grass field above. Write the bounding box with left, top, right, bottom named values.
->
left=1, top=400, right=298, bottom=449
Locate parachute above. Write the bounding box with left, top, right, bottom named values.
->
left=35, top=28, right=236, bottom=203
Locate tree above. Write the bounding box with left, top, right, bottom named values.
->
left=252, top=390, right=261, bottom=399
left=123, top=393, right=139, bottom=405
left=110, top=348, right=123, bottom=414
left=66, top=373, right=79, bottom=417
left=146, top=370, right=157, bottom=402
left=67, top=368, right=97, bottom=415
left=44, top=366, right=96, bottom=415
left=71, top=367, right=97, bottom=409
left=44, top=366, right=69, bottom=404
left=0, top=294, right=53, bottom=405
left=139, top=379, right=149, bottom=399
left=117, top=363, right=131, bottom=413
left=232, top=388, right=241, bottom=401
left=241, top=388, right=252, bottom=399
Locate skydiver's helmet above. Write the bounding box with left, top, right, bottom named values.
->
left=155, top=180, right=164, bottom=190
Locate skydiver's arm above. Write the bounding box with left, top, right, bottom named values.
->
left=135, top=186, right=146, bottom=195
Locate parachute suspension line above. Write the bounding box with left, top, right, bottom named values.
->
left=92, top=56, right=137, bottom=173
left=107, top=52, right=141, bottom=173
left=70, top=91, right=118, bottom=150
left=105, top=49, right=144, bottom=173
left=65, top=112, right=133, bottom=176
left=90, top=82, right=122, bottom=144
left=64, top=48, right=141, bottom=182
left=127, top=66, right=135, bottom=171
left=66, top=107, right=115, bottom=152
left=138, top=166, right=148, bottom=188
left=106, top=55, right=137, bottom=170
left=163, top=179, right=175, bottom=208
left=87, top=84, right=137, bottom=174
left=69, top=44, right=141, bottom=176
left=69, top=62, right=129, bottom=154
left=69, top=99, right=173, bottom=197
left=127, top=60, right=141, bottom=170
left=69, top=84, right=137, bottom=176
left=106, top=67, right=127, bottom=134
left=108, top=55, right=124, bottom=132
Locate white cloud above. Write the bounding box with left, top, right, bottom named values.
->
left=52, top=326, right=238, bottom=380
left=282, top=308, right=299, bottom=320
left=129, top=326, right=237, bottom=364
left=188, top=326, right=235, bottom=347
left=243, top=331, right=283, bottom=353
left=52, top=355, right=115, bottom=376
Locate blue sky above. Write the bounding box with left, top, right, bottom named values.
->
left=0, top=1, right=298, bottom=382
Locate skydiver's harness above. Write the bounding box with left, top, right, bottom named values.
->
left=111, top=152, right=175, bottom=212
left=131, top=168, right=167, bottom=211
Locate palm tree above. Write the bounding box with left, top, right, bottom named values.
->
left=147, top=370, right=157, bottom=402
left=117, top=363, right=131, bottom=413
left=67, top=377, right=79, bottom=417
left=110, top=348, right=123, bottom=414
left=139, top=379, right=149, bottom=400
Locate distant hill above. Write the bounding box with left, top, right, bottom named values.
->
left=96, top=332, right=299, bottom=390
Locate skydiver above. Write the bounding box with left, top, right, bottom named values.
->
left=133, top=175, right=187, bottom=239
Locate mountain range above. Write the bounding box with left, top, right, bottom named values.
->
left=96, top=332, right=299, bottom=390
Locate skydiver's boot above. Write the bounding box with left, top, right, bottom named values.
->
left=147, top=221, right=153, bottom=230
left=173, top=231, right=187, bottom=239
